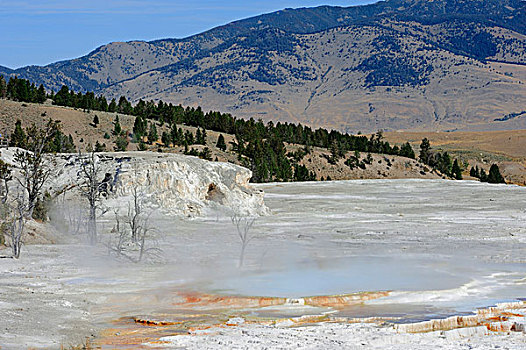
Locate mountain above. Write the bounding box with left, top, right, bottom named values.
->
left=2, top=0, right=526, bottom=132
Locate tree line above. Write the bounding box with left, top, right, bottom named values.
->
left=419, top=138, right=505, bottom=183
left=0, top=76, right=46, bottom=103
left=2, top=76, right=421, bottom=182
left=469, top=165, right=506, bottom=184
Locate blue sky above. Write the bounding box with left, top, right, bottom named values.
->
left=0, top=0, right=377, bottom=69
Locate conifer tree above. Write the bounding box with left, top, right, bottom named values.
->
left=400, top=142, right=415, bottom=159
left=470, top=166, right=477, bottom=178
left=113, top=115, right=121, bottom=135
left=94, top=141, right=106, bottom=152
left=487, top=164, right=505, bottom=184
left=108, top=98, right=117, bottom=113
left=148, top=123, right=158, bottom=144
left=133, top=116, right=145, bottom=137
left=480, top=169, right=488, bottom=182
left=195, top=128, right=202, bottom=145
left=10, top=120, right=27, bottom=148
left=419, top=138, right=431, bottom=164
left=36, top=84, right=46, bottom=103
left=216, top=134, right=227, bottom=151
left=201, top=128, right=207, bottom=145
left=114, top=134, right=128, bottom=152
left=161, top=131, right=171, bottom=146
left=0, top=75, right=7, bottom=98
left=451, top=159, right=462, bottom=180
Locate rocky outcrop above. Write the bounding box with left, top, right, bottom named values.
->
left=97, top=152, right=268, bottom=217
left=1, top=149, right=268, bottom=217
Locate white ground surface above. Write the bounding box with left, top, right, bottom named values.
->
left=0, top=179, right=525, bottom=349
left=160, top=321, right=526, bottom=350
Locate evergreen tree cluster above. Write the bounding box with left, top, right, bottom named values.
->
left=418, top=138, right=463, bottom=180
left=0, top=75, right=46, bottom=103
left=4, top=78, right=423, bottom=183
left=47, top=83, right=416, bottom=160
left=470, top=165, right=505, bottom=184
left=9, top=119, right=76, bottom=153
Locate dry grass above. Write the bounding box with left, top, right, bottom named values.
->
left=385, top=130, right=526, bottom=185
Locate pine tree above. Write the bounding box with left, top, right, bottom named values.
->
left=400, top=142, right=415, bottom=159
left=113, top=115, right=121, bottom=135
left=54, top=85, right=71, bottom=106
left=133, top=116, right=145, bottom=137
left=419, top=138, right=431, bottom=164
left=10, top=120, right=27, bottom=148
left=36, top=84, right=46, bottom=103
left=185, top=130, right=194, bottom=145
left=195, top=128, right=202, bottom=145
left=161, top=131, right=171, bottom=146
left=94, top=141, right=106, bottom=152
left=451, top=159, right=462, bottom=180
left=0, top=75, right=7, bottom=98
left=216, top=134, right=227, bottom=151
left=118, top=96, right=132, bottom=114
left=148, top=123, right=158, bottom=144
left=487, top=164, right=505, bottom=184
left=437, top=152, right=452, bottom=176
left=114, top=134, right=128, bottom=152
left=199, top=147, right=212, bottom=160
left=201, top=128, right=207, bottom=145
left=108, top=98, right=117, bottom=113
left=480, top=169, right=488, bottom=182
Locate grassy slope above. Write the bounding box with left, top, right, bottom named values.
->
left=384, top=130, right=526, bottom=185
left=0, top=98, right=443, bottom=182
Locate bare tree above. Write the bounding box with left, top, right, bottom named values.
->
left=128, top=186, right=143, bottom=243
left=125, top=183, right=161, bottom=262
left=107, top=209, right=129, bottom=258
left=108, top=208, right=160, bottom=263
left=136, top=211, right=160, bottom=262
left=231, top=213, right=256, bottom=267
left=107, top=170, right=161, bottom=262
left=8, top=188, right=27, bottom=259
left=14, top=120, right=58, bottom=218
left=78, top=151, right=104, bottom=245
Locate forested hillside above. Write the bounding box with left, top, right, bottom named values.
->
left=1, top=76, right=465, bottom=183
left=1, top=0, right=525, bottom=132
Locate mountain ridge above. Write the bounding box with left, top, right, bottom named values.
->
left=2, top=0, right=526, bottom=132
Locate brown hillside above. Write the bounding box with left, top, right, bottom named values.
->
left=0, top=99, right=443, bottom=182
left=385, top=130, right=526, bottom=184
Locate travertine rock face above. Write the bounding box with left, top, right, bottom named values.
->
left=0, top=149, right=268, bottom=217
left=100, top=152, right=268, bottom=217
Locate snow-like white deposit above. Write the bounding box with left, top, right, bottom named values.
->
left=157, top=321, right=526, bottom=350
left=0, top=149, right=268, bottom=217
left=1, top=178, right=525, bottom=349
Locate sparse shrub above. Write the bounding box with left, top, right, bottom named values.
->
left=114, top=135, right=128, bottom=152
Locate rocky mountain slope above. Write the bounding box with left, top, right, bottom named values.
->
left=2, top=0, right=526, bottom=132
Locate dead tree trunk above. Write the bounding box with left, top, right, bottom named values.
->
left=79, top=151, right=103, bottom=245
left=9, top=190, right=26, bottom=259
left=231, top=213, right=256, bottom=268
left=128, top=186, right=142, bottom=243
